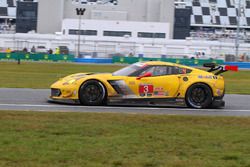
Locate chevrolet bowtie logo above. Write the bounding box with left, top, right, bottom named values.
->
left=76, top=8, right=86, bottom=15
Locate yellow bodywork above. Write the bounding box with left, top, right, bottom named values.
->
left=50, top=61, right=225, bottom=101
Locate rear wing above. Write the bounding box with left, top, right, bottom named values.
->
left=203, top=63, right=238, bottom=75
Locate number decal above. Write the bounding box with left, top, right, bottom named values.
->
left=144, top=85, right=149, bottom=93
left=139, top=84, right=153, bottom=97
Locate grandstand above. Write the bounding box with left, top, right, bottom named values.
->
left=175, top=0, right=250, bottom=41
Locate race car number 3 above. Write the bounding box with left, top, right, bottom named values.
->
left=139, top=85, right=153, bottom=94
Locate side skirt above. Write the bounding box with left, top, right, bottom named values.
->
left=107, top=97, right=187, bottom=107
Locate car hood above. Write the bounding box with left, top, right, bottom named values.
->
left=59, top=73, right=113, bottom=82
left=51, top=73, right=114, bottom=88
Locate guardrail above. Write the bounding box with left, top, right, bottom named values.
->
left=75, top=58, right=113, bottom=64
left=0, top=53, right=75, bottom=62
left=224, top=62, right=250, bottom=69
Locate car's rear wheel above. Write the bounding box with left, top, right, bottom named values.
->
left=79, top=80, right=106, bottom=106
left=186, top=83, right=213, bottom=109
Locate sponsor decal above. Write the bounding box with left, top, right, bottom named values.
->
left=153, top=87, right=165, bottom=96
left=175, top=99, right=185, bottom=103
left=139, top=84, right=154, bottom=97
left=147, top=93, right=153, bottom=97
left=63, top=56, right=68, bottom=60
left=198, top=75, right=213, bottom=79
left=120, top=57, right=124, bottom=62
left=6, top=54, right=11, bottom=58
left=154, top=87, right=163, bottom=91
left=25, top=54, right=30, bottom=59
left=154, top=91, right=165, bottom=96
left=140, top=93, right=146, bottom=97
left=44, top=55, right=49, bottom=59
left=123, top=95, right=137, bottom=98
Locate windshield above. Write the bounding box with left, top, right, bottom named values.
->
left=113, top=63, right=145, bottom=76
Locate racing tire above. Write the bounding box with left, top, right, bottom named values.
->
left=185, top=83, right=213, bottom=109
left=79, top=80, right=107, bottom=106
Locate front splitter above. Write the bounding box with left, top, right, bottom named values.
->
left=47, top=98, right=80, bottom=105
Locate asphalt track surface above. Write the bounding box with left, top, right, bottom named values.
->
left=0, top=88, right=249, bottom=116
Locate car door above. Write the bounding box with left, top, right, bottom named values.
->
left=124, top=65, right=181, bottom=98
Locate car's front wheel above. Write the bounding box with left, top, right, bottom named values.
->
left=79, top=80, right=106, bottom=106
left=186, top=83, right=213, bottom=109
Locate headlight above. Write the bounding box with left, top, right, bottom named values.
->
left=63, top=79, right=76, bottom=85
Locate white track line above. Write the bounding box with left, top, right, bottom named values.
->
left=0, top=103, right=250, bottom=112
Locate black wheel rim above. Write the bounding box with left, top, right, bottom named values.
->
left=83, top=84, right=103, bottom=102
left=189, top=87, right=207, bottom=106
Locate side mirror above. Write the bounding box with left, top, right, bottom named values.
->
left=136, top=72, right=152, bottom=80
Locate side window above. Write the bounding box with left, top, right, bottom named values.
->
left=178, top=67, right=192, bottom=74
left=139, top=66, right=168, bottom=77
left=152, top=66, right=168, bottom=76
left=167, top=66, right=192, bottom=75
left=135, top=65, right=192, bottom=77
left=138, top=66, right=155, bottom=76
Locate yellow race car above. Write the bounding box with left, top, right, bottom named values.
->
left=49, top=61, right=237, bottom=109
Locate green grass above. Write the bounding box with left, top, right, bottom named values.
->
left=0, top=61, right=249, bottom=94
left=0, top=111, right=250, bottom=167
left=223, top=71, right=250, bottom=94
left=0, top=62, right=121, bottom=88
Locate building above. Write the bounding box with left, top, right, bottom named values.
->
left=0, top=0, right=175, bottom=41
left=37, top=0, right=175, bottom=39
left=16, top=1, right=38, bottom=33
